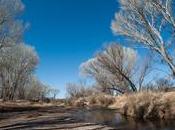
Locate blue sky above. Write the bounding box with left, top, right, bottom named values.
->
left=22, top=0, right=120, bottom=98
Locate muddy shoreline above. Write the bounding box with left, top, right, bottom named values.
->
left=0, top=104, right=114, bottom=130
left=1, top=102, right=175, bottom=130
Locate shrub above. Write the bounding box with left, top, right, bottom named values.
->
left=97, top=94, right=114, bottom=107
left=88, top=96, right=97, bottom=105
left=87, top=94, right=114, bottom=107
left=66, top=82, right=93, bottom=99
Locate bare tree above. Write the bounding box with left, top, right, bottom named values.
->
left=80, top=57, right=115, bottom=94
left=111, top=0, right=175, bottom=76
left=25, top=76, right=51, bottom=101
left=97, top=44, right=138, bottom=92
left=66, top=81, right=93, bottom=99
left=155, top=78, right=174, bottom=92
left=138, top=55, right=153, bottom=91
left=49, top=88, right=59, bottom=100
left=0, top=44, right=39, bottom=100
left=81, top=44, right=142, bottom=94
left=0, top=0, right=54, bottom=101
left=0, top=0, right=25, bottom=49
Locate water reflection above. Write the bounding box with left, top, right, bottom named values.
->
left=74, top=108, right=175, bottom=130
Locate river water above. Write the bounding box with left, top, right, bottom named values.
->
left=74, top=108, right=175, bottom=130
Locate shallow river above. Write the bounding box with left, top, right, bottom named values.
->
left=74, top=108, right=175, bottom=130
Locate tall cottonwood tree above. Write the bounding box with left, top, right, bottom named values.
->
left=0, top=0, right=55, bottom=101
left=81, top=44, right=152, bottom=94
left=81, top=44, right=141, bottom=94
left=0, top=0, right=25, bottom=49
left=0, top=44, right=39, bottom=100
left=0, top=0, right=27, bottom=100
left=111, top=0, right=175, bottom=76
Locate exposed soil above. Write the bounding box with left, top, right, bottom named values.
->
left=0, top=103, right=114, bottom=130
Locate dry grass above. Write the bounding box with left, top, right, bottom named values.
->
left=87, top=94, right=114, bottom=107
left=110, top=91, right=175, bottom=119
left=69, top=93, right=115, bottom=107
left=0, top=100, right=60, bottom=113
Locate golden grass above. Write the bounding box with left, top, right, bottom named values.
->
left=87, top=94, right=115, bottom=107
left=69, top=93, right=115, bottom=107
left=0, top=100, right=58, bottom=110
left=110, top=91, right=175, bottom=119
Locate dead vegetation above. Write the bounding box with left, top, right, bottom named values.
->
left=68, top=93, right=115, bottom=108
left=65, top=79, right=175, bottom=120
left=110, top=91, right=175, bottom=120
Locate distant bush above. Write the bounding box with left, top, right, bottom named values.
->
left=142, top=78, right=175, bottom=92
left=155, top=78, right=174, bottom=92
left=69, top=93, right=115, bottom=107
left=66, top=81, right=95, bottom=99
left=87, top=94, right=114, bottom=107
left=65, top=80, right=117, bottom=108
left=64, top=98, right=73, bottom=106
left=97, top=94, right=114, bottom=107
left=88, top=96, right=97, bottom=105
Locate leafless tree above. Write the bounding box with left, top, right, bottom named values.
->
left=111, top=0, right=175, bottom=77
left=25, top=76, right=51, bottom=101
left=138, top=55, right=153, bottom=91
left=0, top=0, right=54, bottom=101
left=97, top=44, right=138, bottom=92
left=66, top=81, right=93, bottom=99
left=155, top=78, right=174, bottom=92
left=81, top=44, right=148, bottom=94
left=49, top=88, right=59, bottom=100
left=0, top=0, right=25, bottom=49
left=80, top=57, right=115, bottom=94
left=0, top=44, right=39, bottom=100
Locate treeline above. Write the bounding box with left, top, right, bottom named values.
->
left=0, top=0, right=58, bottom=101
left=67, top=0, right=175, bottom=98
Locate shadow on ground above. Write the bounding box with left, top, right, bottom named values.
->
left=0, top=106, right=113, bottom=130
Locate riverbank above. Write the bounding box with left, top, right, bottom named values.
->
left=0, top=102, right=113, bottom=130
left=69, top=91, right=175, bottom=120
left=110, top=91, right=175, bottom=120
left=0, top=96, right=175, bottom=130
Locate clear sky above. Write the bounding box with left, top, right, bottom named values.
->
left=22, top=0, right=120, bottom=98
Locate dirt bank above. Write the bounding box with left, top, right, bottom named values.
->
left=0, top=102, right=114, bottom=130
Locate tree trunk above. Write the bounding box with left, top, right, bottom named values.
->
left=160, top=47, right=175, bottom=77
